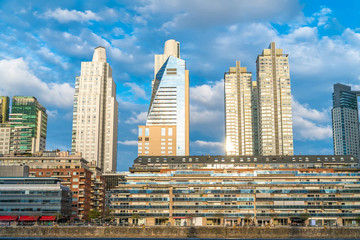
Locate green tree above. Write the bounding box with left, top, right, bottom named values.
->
left=103, top=207, right=114, bottom=222
left=88, top=209, right=101, bottom=221
left=300, top=213, right=311, bottom=223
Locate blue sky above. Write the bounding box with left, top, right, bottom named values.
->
left=1, top=0, right=360, bottom=171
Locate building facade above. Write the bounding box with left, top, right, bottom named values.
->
left=332, top=83, right=360, bottom=159
left=0, top=151, right=105, bottom=220
left=224, top=61, right=254, bottom=155
left=110, top=155, right=360, bottom=227
left=138, top=39, right=189, bottom=156
left=256, top=42, right=293, bottom=156
left=0, top=177, right=72, bottom=222
left=71, top=47, right=118, bottom=173
left=0, top=124, right=11, bottom=155
left=0, top=96, right=9, bottom=123
left=9, top=96, right=47, bottom=154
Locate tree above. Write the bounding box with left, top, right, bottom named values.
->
left=103, top=207, right=114, bottom=222
left=300, top=213, right=311, bottom=224
left=55, top=213, right=63, bottom=223
left=88, top=209, right=101, bottom=221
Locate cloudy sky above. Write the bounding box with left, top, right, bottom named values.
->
left=1, top=0, right=359, bottom=170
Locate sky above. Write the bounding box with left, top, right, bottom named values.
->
left=1, top=0, right=360, bottom=171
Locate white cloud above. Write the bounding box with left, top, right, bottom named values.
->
left=37, top=46, right=69, bottom=69
left=313, top=7, right=332, bottom=27
left=193, top=140, right=223, bottom=148
left=292, top=99, right=332, bottom=141
left=191, top=80, right=224, bottom=110
left=0, top=58, right=74, bottom=108
left=39, top=29, right=136, bottom=64
left=118, top=140, right=138, bottom=146
left=292, top=99, right=328, bottom=122
left=125, top=111, right=148, bottom=124
left=190, top=80, right=224, bottom=140
left=192, top=140, right=224, bottom=155
left=46, top=109, right=58, bottom=118
left=124, top=82, right=147, bottom=99
left=40, top=8, right=101, bottom=23
left=137, top=0, right=302, bottom=31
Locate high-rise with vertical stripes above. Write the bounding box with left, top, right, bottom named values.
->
left=224, top=61, right=254, bottom=155
left=71, top=47, right=118, bottom=172
left=256, top=42, right=293, bottom=156
left=225, top=42, right=294, bottom=156
left=138, top=39, right=189, bottom=156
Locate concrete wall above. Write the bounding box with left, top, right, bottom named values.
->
left=0, top=165, right=29, bottom=177
left=1, top=226, right=360, bottom=238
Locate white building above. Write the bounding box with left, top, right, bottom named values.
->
left=224, top=61, right=254, bottom=155
left=71, top=47, right=118, bottom=172
left=256, top=42, right=294, bottom=156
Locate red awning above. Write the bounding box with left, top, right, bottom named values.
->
left=39, top=216, right=56, bottom=221
left=18, top=216, right=39, bottom=221
left=0, top=216, right=17, bottom=221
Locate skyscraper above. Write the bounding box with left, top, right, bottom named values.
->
left=138, top=39, right=189, bottom=156
left=9, top=96, right=47, bottom=154
left=71, top=47, right=118, bottom=172
left=0, top=96, right=9, bottom=123
left=256, top=42, right=294, bottom=156
left=224, top=61, right=254, bottom=155
left=332, top=83, right=360, bottom=159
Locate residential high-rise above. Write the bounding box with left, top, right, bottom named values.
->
left=71, top=47, right=118, bottom=172
left=138, top=39, right=189, bottom=156
left=0, top=97, right=12, bottom=155
left=0, top=96, right=9, bottom=123
left=251, top=81, right=259, bottom=155
left=332, top=83, right=360, bottom=159
left=0, top=124, right=11, bottom=155
left=256, top=42, right=294, bottom=156
left=9, top=96, right=47, bottom=154
left=224, top=61, right=254, bottom=155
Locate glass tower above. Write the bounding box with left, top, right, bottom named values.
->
left=138, top=39, right=189, bottom=156
left=9, top=96, right=47, bottom=154
left=332, top=83, right=360, bottom=159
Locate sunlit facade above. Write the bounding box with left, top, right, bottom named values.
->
left=138, top=40, right=189, bottom=156
left=110, top=155, right=360, bottom=227
left=256, top=42, right=293, bottom=155
left=225, top=61, right=254, bottom=155
left=71, top=47, right=118, bottom=172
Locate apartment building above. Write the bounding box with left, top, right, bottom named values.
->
left=110, top=155, right=360, bottom=227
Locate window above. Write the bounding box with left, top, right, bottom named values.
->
left=145, top=128, right=149, bottom=136
left=168, top=128, right=172, bottom=136
left=161, top=128, right=166, bottom=136
left=138, top=128, right=142, bottom=137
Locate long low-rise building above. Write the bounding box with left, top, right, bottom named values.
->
left=110, top=155, right=360, bottom=227
left=0, top=177, right=72, bottom=224
left=0, top=151, right=105, bottom=220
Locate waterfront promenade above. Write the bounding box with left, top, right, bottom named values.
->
left=1, top=226, right=360, bottom=239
